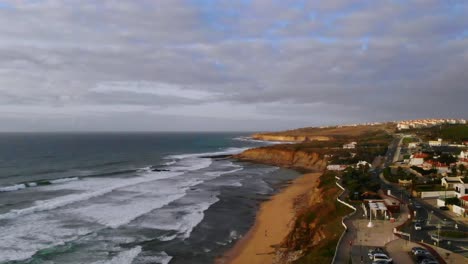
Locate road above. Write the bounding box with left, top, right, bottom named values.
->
left=379, top=135, right=468, bottom=257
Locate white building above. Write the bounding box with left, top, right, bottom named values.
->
left=408, top=142, right=419, bottom=148
left=409, top=154, right=426, bottom=166
left=326, top=165, right=348, bottom=171
left=343, top=142, right=357, bottom=149
left=428, top=138, right=443, bottom=147
left=441, top=176, right=463, bottom=189
left=459, top=151, right=467, bottom=159
left=454, top=182, right=468, bottom=198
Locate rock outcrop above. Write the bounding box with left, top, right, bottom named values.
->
left=234, top=147, right=327, bottom=171
left=251, top=134, right=330, bottom=143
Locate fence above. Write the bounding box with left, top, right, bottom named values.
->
left=331, top=176, right=357, bottom=264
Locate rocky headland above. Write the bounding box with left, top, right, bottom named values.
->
left=223, top=125, right=393, bottom=264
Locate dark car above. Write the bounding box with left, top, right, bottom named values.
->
left=415, top=254, right=435, bottom=264
left=439, top=206, right=449, bottom=210
left=411, top=247, right=426, bottom=254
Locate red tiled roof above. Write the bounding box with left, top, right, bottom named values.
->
left=413, top=153, right=429, bottom=159
left=461, top=196, right=468, bottom=202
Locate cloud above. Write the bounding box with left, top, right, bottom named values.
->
left=0, top=0, right=467, bottom=131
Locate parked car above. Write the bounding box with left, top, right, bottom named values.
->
left=413, top=249, right=430, bottom=256
left=415, top=254, right=435, bottom=264
left=430, top=234, right=443, bottom=242
left=420, top=259, right=439, bottom=264
left=439, top=206, right=449, bottom=210
left=414, top=222, right=422, bottom=230
left=368, top=247, right=385, bottom=259
left=372, top=260, right=390, bottom=264
left=372, top=253, right=393, bottom=263
left=411, top=246, right=426, bottom=254
left=414, top=202, right=422, bottom=209
left=440, top=219, right=454, bottom=227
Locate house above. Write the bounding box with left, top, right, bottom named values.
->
left=454, top=181, right=468, bottom=198
left=428, top=138, right=443, bottom=147
left=397, top=124, right=409, bottom=130
left=343, top=142, right=357, bottom=149
left=426, top=160, right=451, bottom=174
left=409, top=153, right=428, bottom=166
left=326, top=164, right=347, bottom=171
left=441, top=176, right=463, bottom=189
left=459, top=151, right=467, bottom=159
left=408, top=142, right=419, bottom=148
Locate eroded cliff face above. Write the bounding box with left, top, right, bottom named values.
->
left=251, top=134, right=330, bottom=143
left=235, top=147, right=327, bottom=171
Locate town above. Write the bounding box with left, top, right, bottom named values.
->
left=326, top=120, right=468, bottom=263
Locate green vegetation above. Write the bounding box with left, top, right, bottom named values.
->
left=435, top=153, right=457, bottom=165
left=264, top=123, right=395, bottom=137
left=402, top=137, right=417, bottom=144
left=445, top=197, right=461, bottom=206
left=282, top=171, right=354, bottom=264
left=383, top=166, right=416, bottom=183
left=414, top=185, right=446, bottom=192
left=439, top=230, right=468, bottom=239
left=410, top=124, right=468, bottom=142
left=410, top=166, right=437, bottom=176
left=341, top=166, right=380, bottom=198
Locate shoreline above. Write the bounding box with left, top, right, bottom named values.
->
left=217, top=172, right=322, bottom=264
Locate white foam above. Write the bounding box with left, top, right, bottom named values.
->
left=167, top=147, right=249, bottom=160
left=26, top=182, right=37, bottom=187
left=0, top=183, right=26, bottom=192
left=204, top=167, right=243, bottom=177
left=50, top=177, right=79, bottom=184
left=93, top=246, right=142, bottom=264
left=0, top=171, right=182, bottom=220
left=138, top=196, right=220, bottom=240
left=157, top=234, right=177, bottom=241
left=170, top=157, right=213, bottom=172
left=138, top=252, right=173, bottom=264
left=0, top=213, right=93, bottom=262
left=71, top=192, right=186, bottom=228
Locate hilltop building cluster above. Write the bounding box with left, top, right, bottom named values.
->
left=396, top=118, right=466, bottom=130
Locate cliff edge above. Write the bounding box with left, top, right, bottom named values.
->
left=251, top=134, right=330, bottom=143
left=234, top=147, right=327, bottom=172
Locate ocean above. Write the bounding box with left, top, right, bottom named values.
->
left=0, top=132, right=300, bottom=264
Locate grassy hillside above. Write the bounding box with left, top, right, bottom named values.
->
left=409, top=124, right=468, bottom=142
left=256, top=123, right=395, bottom=138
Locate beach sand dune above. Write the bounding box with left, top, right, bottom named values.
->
left=220, top=172, right=322, bottom=264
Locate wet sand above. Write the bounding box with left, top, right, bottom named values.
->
left=219, top=172, right=322, bottom=264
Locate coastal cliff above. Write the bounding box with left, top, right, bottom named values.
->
left=251, top=133, right=330, bottom=143
left=234, top=147, right=327, bottom=171
left=229, top=146, right=351, bottom=264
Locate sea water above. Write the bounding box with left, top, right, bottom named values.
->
left=0, top=133, right=299, bottom=264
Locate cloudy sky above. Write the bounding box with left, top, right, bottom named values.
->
left=0, top=0, right=467, bottom=132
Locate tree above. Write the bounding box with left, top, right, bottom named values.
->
left=459, top=164, right=466, bottom=174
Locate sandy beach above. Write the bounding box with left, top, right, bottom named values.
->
left=220, top=172, right=322, bottom=264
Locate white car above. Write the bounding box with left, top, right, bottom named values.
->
left=414, top=222, right=422, bottom=230
left=372, top=253, right=393, bottom=263
left=430, top=234, right=443, bottom=242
